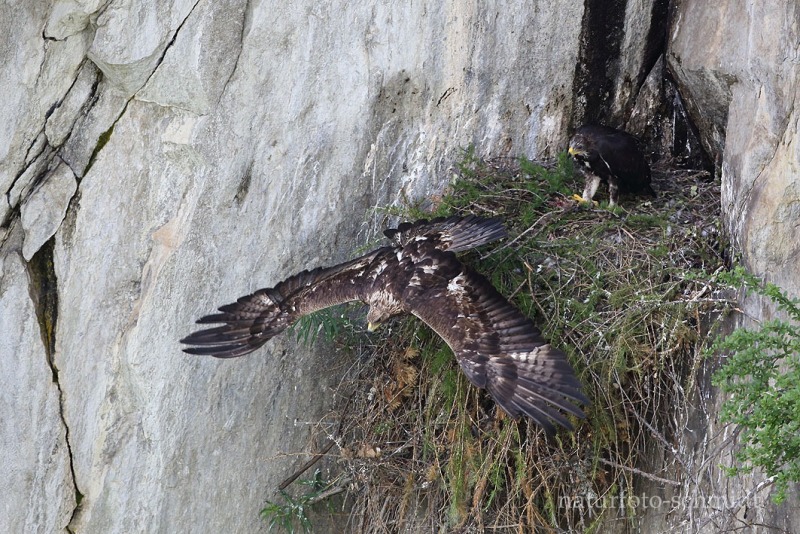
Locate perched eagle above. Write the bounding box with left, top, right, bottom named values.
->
left=181, top=215, right=588, bottom=433
left=568, top=124, right=655, bottom=207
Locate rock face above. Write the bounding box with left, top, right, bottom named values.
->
left=665, top=1, right=800, bottom=532
left=669, top=1, right=800, bottom=297
left=1, top=249, right=75, bottom=533
left=2, top=0, right=798, bottom=532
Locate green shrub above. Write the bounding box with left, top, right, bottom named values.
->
left=261, top=470, right=341, bottom=533
left=709, top=266, right=800, bottom=503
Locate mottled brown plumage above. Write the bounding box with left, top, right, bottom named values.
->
left=181, top=215, right=588, bottom=432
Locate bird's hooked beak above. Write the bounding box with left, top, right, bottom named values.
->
left=367, top=322, right=380, bottom=332
left=568, top=146, right=581, bottom=157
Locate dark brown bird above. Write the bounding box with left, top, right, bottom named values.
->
left=568, top=124, right=655, bottom=207
left=181, top=215, right=588, bottom=433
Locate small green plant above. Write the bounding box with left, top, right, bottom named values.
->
left=289, top=305, right=360, bottom=348
left=709, top=266, right=800, bottom=503
left=261, top=470, right=338, bottom=533
left=519, top=153, right=573, bottom=196
left=261, top=491, right=313, bottom=534
left=456, top=144, right=483, bottom=179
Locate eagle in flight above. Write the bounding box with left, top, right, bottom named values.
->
left=181, top=215, right=588, bottom=433
left=568, top=124, right=655, bottom=207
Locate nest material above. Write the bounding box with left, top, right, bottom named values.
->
left=302, top=155, right=729, bottom=533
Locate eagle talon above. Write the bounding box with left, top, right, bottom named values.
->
left=571, top=193, right=599, bottom=207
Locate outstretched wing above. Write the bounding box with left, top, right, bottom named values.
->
left=384, top=214, right=507, bottom=253
left=406, top=254, right=588, bottom=433
left=180, top=251, right=384, bottom=358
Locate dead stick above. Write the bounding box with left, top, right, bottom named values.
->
left=597, top=458, right=681, bottom=487
left=278, top=440, right=335, bottom=491
left=306, top=478, right=352, bottom=505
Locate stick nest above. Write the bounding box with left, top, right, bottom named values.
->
left=299, top=153, right=731, bottom=532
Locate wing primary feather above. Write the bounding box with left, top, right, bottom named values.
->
left=181, top=252, right=379, bottom=358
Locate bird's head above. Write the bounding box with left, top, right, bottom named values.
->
left=366, top=307, right=392, bottom=332
left=568, top=134, right=591, bottom=159
left=366, top=292, right=403, bottom=331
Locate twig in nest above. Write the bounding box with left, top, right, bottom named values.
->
left=278, top=440, right=336, bottom=491
left=481, top=208, right=565, bottom=259
left=596, top=458, right=681, bottom=487
left=306, top=477, right=352, bottom=505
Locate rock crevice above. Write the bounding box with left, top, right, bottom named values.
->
left=25, top=237, right=83, bottom=530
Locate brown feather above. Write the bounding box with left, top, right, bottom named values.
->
left=406, top=251, right=588, bottom=433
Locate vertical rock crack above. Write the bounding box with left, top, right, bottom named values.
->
left=25, top=237, right=84, bottom=530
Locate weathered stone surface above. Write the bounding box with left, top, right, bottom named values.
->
left=669, top=1, right=800, bottom=294
left=45, top=0, right=105, bottom=41
left=663, top=1, right=800, bottom=531
left=88, top=0, right=198, bottom=96
left=21, top=161, right=78, bottom=261
left=0, top=3, right=90, bottom=191
left=0, top=247, right=75, bottom=533
left=45, top=61, right=100, bottom=149
left=59, top=78, right=129, bottom=177
left=137, top=0, right=245, bottom=114
left=611, top=0, right=669, bottom=124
